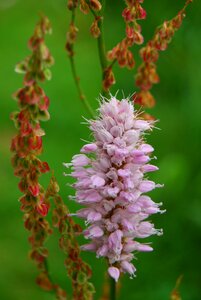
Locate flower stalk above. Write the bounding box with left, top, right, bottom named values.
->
left=10, top=16, right=67, bottom=298
left=135, top=0, right=192, bottom=109
left=11, top=15, right=94, bottom=300
left=66, top=0, right=95, bottom=117
left=110, top=278, right=116, bottom=300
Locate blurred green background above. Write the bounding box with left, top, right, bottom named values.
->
left=0, top=0, right=201, bottom=299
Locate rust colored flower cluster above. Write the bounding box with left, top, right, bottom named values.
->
left=11, top=15, right=95, bottom=299
left=170, top=276, right=183, bottom=300
left=104, top=0, right=146, bottom=91
left=66, top=0, right=79, bottom=57
left=66, top=22, right=78, bottom=57
left=80, top=0, right=102, bottom=15
left=66, top=0, right=102, bottom=56
left=135, top=0, right=192, bottom=108
left=46, top=176, right=95, bottom=300
left=65, top=0, right=192, bottom=119
left=108, top=0, right=145, bottom=68
left=10, top=16, right=65, bottom=295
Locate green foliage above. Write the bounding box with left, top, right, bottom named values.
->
left=0, top=0, right=200, bottom=300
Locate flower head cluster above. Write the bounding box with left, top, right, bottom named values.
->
left=65, top=96, right=164, bottom=282
left=107, top=0, right=146, bottom=69
left=135, top=0, right=192, bottom=108
left=10, top=17, right=68, bottom=298
left=105, top=0, right=146, bottom=91
left=11, top=16, right=53, bottom=220
left=11, top=16, right=95, bottom=298
left=11, top=15, right=53, bottom=286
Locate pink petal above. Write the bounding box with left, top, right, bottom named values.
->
left=139, top=144, right=154, bottom=153
left=134, top=120, right=151, bottom=130
left=91, top=175, right=105, bottom=187
left=117, top=169, right=131, bottom=177
left=121, top=261, right=136, bottom=276
left=133, top=155, right=150, bottom=164
left=108, top=267, right=120, bottom=282
left=72, top=154, right=90, bottom=167
left=96, top=244, right=108, bottom=257
left=87, top=226, right=104, bottom=238
left=142, top=164, right=159, bottom=172
left=136, top=244, right=153, bottom=252
left=87, top=211, right=102, bottom=222
left=81, top=143, right=97, bottom=153
left=139, top=180, right=156, bottom=192
left=81, top=243, right=96, bottom=251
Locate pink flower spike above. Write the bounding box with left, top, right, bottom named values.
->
left=65, top=96, right=163, bottom=281
left=108, top=267, right=120, bottom=282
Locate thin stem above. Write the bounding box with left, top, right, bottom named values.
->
left=68, top=6, right=94, bottom=118
left=97, top=15, right=109, bottom=97
left=44, top=258, right=53, bottom=282
left=88, top=0, right=109, bottom=96
left=108, top=58, right=117, bottom=69
left=97, top=18, right=107, bottom=72
left=110, top=277, right=116, bottom=300
left=69, top=55, right=94, bottom=117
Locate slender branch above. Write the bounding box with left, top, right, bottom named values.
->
left=67, top=5, right=95, bottom=117
left=97, top=17, right=107, bottom=71
left=108, top=58, right=117, bottom=69
left=110, top=277, right=116, bottom=300
left=87, top=0, right=109, bottom=96
left=69, top=55, right=95, bottom=116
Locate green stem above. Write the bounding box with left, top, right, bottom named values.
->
left=97, top=16, right=109, bottom=97
left=108, top=58, right=117, bottom=69
left=68, top=6, right=94, bottom=118
left=69, top=55, right=94, bottom=117
left=97, top=17, right=107, bottom=72
left=110, top=277, right=116, bottom=300
left=88, top=0, right=109, bottom=96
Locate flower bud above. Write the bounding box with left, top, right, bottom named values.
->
left=80, top=0, right=90, bottom=14
left=90, top=18, right=101, bottom=38
left=89, top=0, right=102, bottom=11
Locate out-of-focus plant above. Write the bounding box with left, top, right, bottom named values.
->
left=10, top=16, right=94, bottom=300
left=46, top=176, right=95, bottom=300
left=170, top=276, right=183, bottom=300
left=135, top=0, right=192, bottom=111
left=66, top=0, right=192, bottom=119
